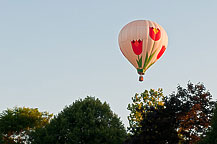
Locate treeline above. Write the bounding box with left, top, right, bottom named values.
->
left=0, top=82, right=217, bottom=144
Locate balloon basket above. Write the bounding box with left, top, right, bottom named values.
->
left=139, top=76, right=143, bottom=82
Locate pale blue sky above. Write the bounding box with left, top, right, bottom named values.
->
left=0, top=0, right=217, bottom=127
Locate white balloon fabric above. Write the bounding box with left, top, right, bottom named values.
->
left=118, top=20, right=168, bottom=81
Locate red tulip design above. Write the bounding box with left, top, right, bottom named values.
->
left=131, top=39, right=143, bottom=55
left=149, top=27, right=161, bottom=41
left=157, top=45, right=166, bottom=59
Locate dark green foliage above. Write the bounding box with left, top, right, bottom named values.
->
left=0, top=133, right=3, bottom=144
left=30, top=96, right=127, bottom=144
left=198, top=103, right=217, bottom=144
left=125, top=105, right=179, bottom=144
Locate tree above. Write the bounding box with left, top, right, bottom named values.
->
left=127, top=88, right=165, bottom=135
left=30, top=96, right=127, bottom=144
left=126, top=88, right=179, bottom=144
left=167, top=82, right=215, bottom=144
left=126, top=82, right=215, bottom=144
left=0, top=107, right=53, bottom=144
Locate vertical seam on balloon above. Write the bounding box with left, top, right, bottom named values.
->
left=150, top=23, right=160, bottom=66
left=127, top=22, right=137, bottom=68
left=144, top=20, right=150, bottom=71
left=146, top=21, right=154, bottom=71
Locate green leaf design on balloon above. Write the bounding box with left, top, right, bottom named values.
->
left=143, top=50, right=156, bottom=69
left=136, top=55, right=143, bottom=68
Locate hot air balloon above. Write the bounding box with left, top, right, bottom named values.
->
left=118, top=20, right=168, bottom=81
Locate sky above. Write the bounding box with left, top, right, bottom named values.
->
left=0, top=0, right=217, bottom=127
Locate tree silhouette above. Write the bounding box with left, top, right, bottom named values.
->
left=0, top=107, right=52, bottom=144
left=198, top=103, right=217, bottom=144
left=167, top=83, right=215, bottom=143
left=30, top=96, right=127, bottom=144
left=126, top=82, right=215, bottom=144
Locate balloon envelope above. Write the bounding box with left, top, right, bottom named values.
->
left=118, top=20, right=168, bottom=80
